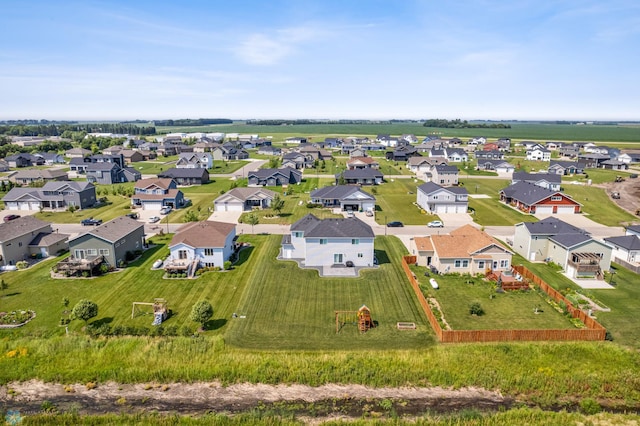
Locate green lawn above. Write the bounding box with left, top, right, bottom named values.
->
left=373, top=179, right=439, bottom=225
left=561, top=184, right=637, bottom=226
left=35, top=191, right=135, bottom=224
left=225, top=235, right=433, bottom=350
left=460, top=178, right=538, bottom=226
left=410, top=266, right=574, bottom=330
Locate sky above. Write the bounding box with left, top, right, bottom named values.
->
left=1, top=0, right=639, bottom=121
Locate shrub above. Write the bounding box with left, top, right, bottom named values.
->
left=469, top=302, right=484, bottom=316
left=580, top=398, right=601, bottom=415
left=15, top=261, right=29, bottom=270
left=223, top=261, right=232, bottom=270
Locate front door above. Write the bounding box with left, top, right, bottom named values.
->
left=334, top=253, right=343, bottom=264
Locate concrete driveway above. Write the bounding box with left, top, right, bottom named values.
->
left=534, top=213, right=625, bottom=238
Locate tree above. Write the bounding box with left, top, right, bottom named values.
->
left=62, top=297, right=69, bottom=311
left=337, top=172, right=346, bottom=186
left=245, top=213, right=259, bottom=234
left=72, top=299, right=98, bottom=325
left=183, top=210, right=200, bottom=222
left=0, top=279, right=8, bottom=297
left=271, top=193, right=284, bottom=215
left=190, top=301, right=213, bottom=330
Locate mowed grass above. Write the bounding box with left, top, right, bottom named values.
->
left=410, top=266, right=574, bottom=330
left=225, top=235, right=434, bottom=350
left=561, top=184, right=637, bottom=226
left=373, top=179, right=439, bottom=225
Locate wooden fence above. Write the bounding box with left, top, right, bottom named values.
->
left=613, top=258, right=640, bottom=274
left=402, top=256, right=606, bottom=343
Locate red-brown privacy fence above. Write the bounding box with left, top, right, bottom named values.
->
left=401, top=256, right=606, bottom=343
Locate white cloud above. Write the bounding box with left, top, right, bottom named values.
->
left=235, top=34, right=294, bottom=66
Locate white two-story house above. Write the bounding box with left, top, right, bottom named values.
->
left=280, top=214, right=375, bottom=268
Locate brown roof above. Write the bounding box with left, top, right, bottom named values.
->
left=133, top=189, right=181, bottom=201
left=430, top=225, right=510, bottom=258
left=414, top=237, right=433, bottom=252
left=135, top=178, right=173, bottom=190
left=347, top=156, right=378, bottom=165
left=170, top=221, right=236, bottom=248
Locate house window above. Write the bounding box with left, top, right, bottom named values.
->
left=500, top=259, right=509, bottom=268
left=293, top=232, right=303, bottom=238
left=478, top=261, right=485, bottom=269
left=551, top=196, right=562, bottom=201
left=462, top=260, right=469, bottom=268
left=320, top=239, right=328, bottom=245
left=99, top=249, right=109, bottom=256
left=86, top=249, right=97, bottom=256
left=204, top=248, right=215, bottom=256
left=178, top=250, right=188, bottom=259
left=352, top=239, right=359, bottom=245
left=454, top=260, right=461, bottom=268
left=357, top=253, right=363, bottom=258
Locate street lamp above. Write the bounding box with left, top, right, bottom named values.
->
left=384, top=215, right=387, bottom=236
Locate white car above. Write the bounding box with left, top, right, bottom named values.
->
left=346, top=210, right=355, bottom=218
left=149, top=216, right=160, bottom=223
left=428, top=220, right=444, bottom=228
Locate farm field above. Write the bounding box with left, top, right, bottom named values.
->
left=410, top=266, right=575, bottom=330
left=156, top=122, right=640, bottom=143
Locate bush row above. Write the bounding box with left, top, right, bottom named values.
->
left=86, top=323, right=194, bottom=338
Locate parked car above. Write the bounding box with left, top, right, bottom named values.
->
left=611, top=192, right=620, bottom=200
left=149, top=216, right=160, bottom=223
left=631, top=174, right=638, bottom=179
left=126, top=212, right=139, bottom=219
left=3, top=214, right=21, bottom=223
left=386, top=221, right=404, bottom=227
left=81, top=218, right=102, bottom=226
left=428, top=220, right=444, bottom=228
left=365, top=210, right=374, bottom=217
left=346, top=210, right=355, bottom=218
left=160, top=206, right=172, bottom=215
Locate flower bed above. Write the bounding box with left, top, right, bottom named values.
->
left=0, top=310, right=36, bottom=328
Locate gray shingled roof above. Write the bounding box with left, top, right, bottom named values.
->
left=604, top=235, right=640, bottom=250
left=522, top=217, right=585, bottom=235
left=500, top=181, right=576, bottom=205
left=291, top=214, right=374, bottom=238
left=0, top=216, right=51, bottom=242
left=434, top=165, right=459, bottom=173
left=158, top=168, right=208, bottom=178
left=512, top=172, right=561, bottom=184
left=337, top=168, right=383, bottom=179
left=418, top=182, right=468, bottom=196
left=310, top=185, right=375, bottom=201
left=549, top=233, right=593, bottom=248
left=72, top=216, right=144, bottom=244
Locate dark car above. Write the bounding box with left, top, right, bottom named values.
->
left=3, top=214, right=20, bottom=223
left=386, top=221, right=404, bottom=227
left=631, top=174, right=638, bottom=179
left=81, top=218, right=103, bottom=226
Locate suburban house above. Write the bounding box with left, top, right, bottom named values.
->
left=33, top=152, right=65, bottom=165
left=346, top=156, right=380, bottom=170
left=578, top=153, right=610, bottom=169
left=0, top=160, right=9, bottom=172
left=157, top=168, right=210, bottom=185
left=247, top=167, right=302, bottom=187
left=282, top=152, right=313, bottom=169
left=416, top=182, right=469, bottom=214
left=547, top=161, right=583, bottom=175
left=600, top=159, right=629, bottom=170
left=627, top=225, right=640, bottom=238
left=431, top=165, right=459, bottom=186
left=120, top=149, right=147, bottom=163
left=512, top=172, right=562, bottom=191
left=499, top=181, right=581, bottom=214
left=165, top=221, right=237, bottom=274
left=411, top=225, right=513, bottom=274
left=526, top=144, right=551, bottom=161
left=407, top=157, right=447, bottom=176
left=604, top=235, right=640, bottom=269
left=131, top=178, right=185, bottom=210
left=65, top=148, right=92, bottom=158
left=285, top=136, right=307, bottom=144
left=310, top=185, right=376, bottom=212
left=211, top=146, right=249, bottom=161
left=258, top=146, right=282, bottom=156
left=213, top=187, right=276, bottom=211
left=176, top=152, right=213, bottom=169
left=0, top=216, right=69, bottom=266
left=2, top=181, right=96, bottom=211
left=444, top=148, right=468, bottom=162
left=5, top=153, right=42, bottom=168
left=66, top=216, right=145, bottom=268
left=335, top=168, right=384, bottom=185
left=280, top=214, right=375, bottom=268
left=476, top=159, right=515, bottom=174
left=8, top=169, right=68, bottom=185
left=559, top=146, right=580, bottom=158
left=513, top=217, right=612, bottom=278
left=86, top=162, right=140, bottom=184
left=475, top=150, right=504, bottom=160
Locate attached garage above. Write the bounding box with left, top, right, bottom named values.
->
left=214, top=200, right=243, bottom=212
left=535, top=206, right=553, bottom=214
left=556, top=206, right=576, bottom=214
left=143, top=201, right=163, bottom=210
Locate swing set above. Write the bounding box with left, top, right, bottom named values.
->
left=334, top=305, right=374, bottom=333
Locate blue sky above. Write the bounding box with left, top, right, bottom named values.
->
left=1, top=0, right=639, bottom=121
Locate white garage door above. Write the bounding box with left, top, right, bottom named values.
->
left=361, top=201, right=375, bottom=212
left=215, top=202, right=243, bottom=212
left=29, top=202, right=41, bottom=210
left=19, top=202, right=31, bottom=211
left=435, top=204, right=449, bottom=214
left=556, top=206, right=575, bottom=214
left=144, top=202, right=162, bottom=210
left=535, top=206, right=553, bottom=214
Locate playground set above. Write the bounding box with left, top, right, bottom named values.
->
left=131, top=298, right=168, bottom=326
left=334, top=305, right=374, bottom=333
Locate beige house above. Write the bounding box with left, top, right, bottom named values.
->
left=0, top=216, right=69, bottom=266
left=411, top=225, right=513, bottom=274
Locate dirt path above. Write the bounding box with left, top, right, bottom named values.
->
left=1, top=381, right=509, bottom=418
